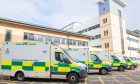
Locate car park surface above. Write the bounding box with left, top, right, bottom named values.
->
left=0, top=67, right=140, bottom=84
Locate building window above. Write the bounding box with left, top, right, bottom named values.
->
left=105, top=43, right=109, bottom=48
left=104, top=30, right=108, bottom=36
left=28, top=33, right=34, bottom=40
left=68, top=39, right=73, bottom=45
left=45, top=36, right=52, bottom=42
left=53, top=37, right=60, bottom=44
left=77, top=41, right=87, bottom=46
left=23, top=32, right=88, bottom=46
left=91, top=35, right=101, bottom=40
left=107, top=43, right=109, bottom=48
left=78, top=41, right=82, bottom=46
left=5, top=30, right=12, bottom=42
left=127, top=37, right=139, bottom=43
left=38, top=35, right=43, bottom=42
left=94, top=45, right=101, bottom=48
left=72, top=40, right=77, bottom=45
left=105, top=43, right=106, bottom=48
left=77, top=24, right=100, bottom=34
left=61, top=38, right=68, bottom=44
left=128, top=47, right=138, bottom=51
left=103, top=18, right=107, bottom=23
left=24, top=32, right=28, bottom=40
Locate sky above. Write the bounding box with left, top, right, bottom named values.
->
left=0, top=0, right=139, bottom=30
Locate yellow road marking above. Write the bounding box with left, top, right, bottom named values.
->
left=98, top=76, right=104, bottom=84
left=111, top=75, right=120, bottom=83
left=115, top=72, right=139, bottom=84
left=85, top=77, right=87, bottom=84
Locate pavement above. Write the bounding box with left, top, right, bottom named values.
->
left=0, top=67, right=140, bottom=84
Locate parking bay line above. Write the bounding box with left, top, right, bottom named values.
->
left=0, top=82, right=10, bottom=84
left=111, top=75, right=120, bottom=83
left=115, top=72, right=139, bottom=84
left=98, top=76, right=104, bottom=84
left=85, top=77, right=87, bottom=84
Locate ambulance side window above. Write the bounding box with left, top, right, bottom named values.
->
left=93, top=56, right=97, bottom=61
left=55, top=52, right=63, bottom=62
left=55, top=52, right=71, bottom=64
left=126, top=58, right=131, bottom=61
left=63, top=54, right=71, bottom=64
left=113, top=56, right=120, bottom=61
left=111, top=56, right=114, bottom=61
left=91, top=54, right=97, bottom=61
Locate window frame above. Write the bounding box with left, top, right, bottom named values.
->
left=5, top=29, right=12, bottom=42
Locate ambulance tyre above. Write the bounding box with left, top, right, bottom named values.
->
left=130, top=65, right=135, bottom=70
left=100, top=68, right=108, bottom=75
left=68, top=73, right=80, bottom=83
left=118, top=66, right=125, bottom=71
left=15, top=71, right=25, bottom=81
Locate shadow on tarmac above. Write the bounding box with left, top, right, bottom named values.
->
left=9, top=77, right=85, bottom=83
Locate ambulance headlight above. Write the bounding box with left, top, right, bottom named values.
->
left=107, top=62, right=111, bottom=66
left=108, top=63, right=111, bottom=66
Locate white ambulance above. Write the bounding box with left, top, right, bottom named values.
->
left=0, top=42, right=87, bottom=83
left=65, top=48, right=112, bottom=75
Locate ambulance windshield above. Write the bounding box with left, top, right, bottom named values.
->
left=52, top=43, right=75, bottom=62
left=63, top=50, right=75, bottom=62
left=124, top=57, right=131, bottom=61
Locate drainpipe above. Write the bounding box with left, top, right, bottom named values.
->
left=68, top=34, right=70, bottom=49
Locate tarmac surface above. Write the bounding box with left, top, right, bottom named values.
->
left=0, top=67, right=140, bottom=84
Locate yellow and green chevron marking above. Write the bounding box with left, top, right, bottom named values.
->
left=1, top=61, right=80, bottom=73
left=1, top=61, right=49, bottom=72
left=79, top=61, right=107, bottom=69
left=51, top=62, right=80, bottom=73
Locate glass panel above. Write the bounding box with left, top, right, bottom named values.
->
left=23, top=33, right=28, bottom=40
left=55, top=52, right=63, bottom=62
left=54, top=37, right=60, bottom=44
left=5, top=30, right=12, bottom=42
left=45, top=36, right=52, bottom=42
left=68, top=39, right=72, bottom=45
left=28, top=33, right=34, bottom=40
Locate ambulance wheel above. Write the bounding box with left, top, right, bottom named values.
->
left=68, top=73, right=80, bottom=83
left=130, top=65, right=135, bottom=70
left=118, top=66, right=125, bottom=71
left=100, top=68, right=108, bottom=75
left=15, top=72, right=25, bottom=81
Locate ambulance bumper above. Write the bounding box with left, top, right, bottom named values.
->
left=79, top=70, right=88, bottom=79
left=125, top=64, right=128, bottom=69
left=135, top=64, right=138, bottom=68
left=107, top=66, right=112, bottom=72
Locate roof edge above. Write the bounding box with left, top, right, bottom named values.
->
left=0, top=17, right=92, bottom=39
left=113, top=0, right=127, bottom=7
